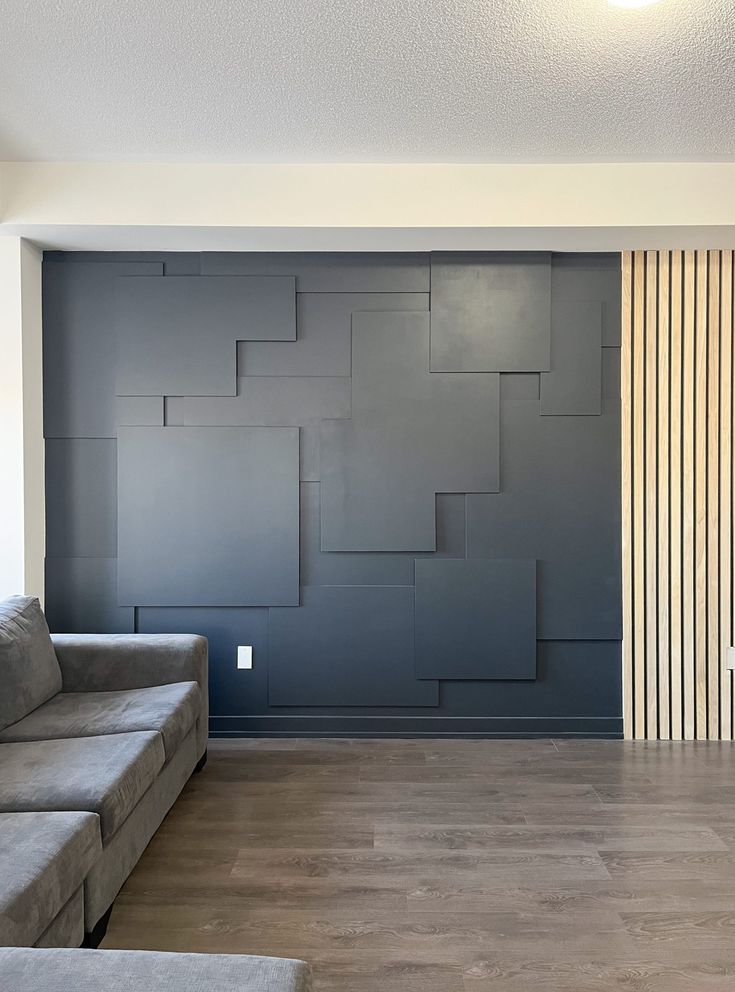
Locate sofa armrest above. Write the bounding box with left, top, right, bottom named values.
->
left=51, top=633, right=208, bottom=694
left=51, top=634, right=209, bottom=759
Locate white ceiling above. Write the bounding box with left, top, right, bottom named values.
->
left=1, top=0, right=733, bottom=163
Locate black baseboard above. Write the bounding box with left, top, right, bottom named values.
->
left=209, top=715, right=622, bottom=739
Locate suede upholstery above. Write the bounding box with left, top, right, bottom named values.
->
left=83, top=727, right=197, bottom=928
left=35, top=887, right=85, bottom=948
left=0, top=607, right=213, bottom=947
left=0, top=598, right=62, bottom=732
left=0, top=948, right=313, bottom=991
left=51, top=634, right=208, bottom=759
left=0, top=812, right=100, bottom=947
left=0, top=732, right=165, bottom=841
left=0, top=682, right=200, bottom=761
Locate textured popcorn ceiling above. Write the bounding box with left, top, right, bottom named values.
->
left=1, top=0, right=733, bottom=162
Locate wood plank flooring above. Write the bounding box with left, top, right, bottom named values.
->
left=103, top=738, right=735, bottom=991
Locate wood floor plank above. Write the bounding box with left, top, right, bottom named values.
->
left=102, top=741, right=735, bottom=991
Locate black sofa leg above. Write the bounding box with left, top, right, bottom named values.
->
left=82, top=904, right=113, bottom=949
left=194, top=748, right=208, bottom=773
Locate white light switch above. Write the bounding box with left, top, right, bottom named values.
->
left=726, top=647, right=735, bottom=671
left=237, top=645, right=253, bottom=670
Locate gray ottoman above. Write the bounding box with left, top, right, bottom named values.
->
left=0, top=948, right=312, bottom=991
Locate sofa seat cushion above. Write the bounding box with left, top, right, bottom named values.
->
left=0, top=596, right=62, bottom=732
left=0, top=811, right=101, bottom=947
left=0, top=681, right=200, bottom=761
left=0, top=948, right=312, bottom=991
left=0, top=732, right=165, bottom=842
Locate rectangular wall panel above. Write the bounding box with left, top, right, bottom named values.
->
left=622, top=250, right=735, bottom=739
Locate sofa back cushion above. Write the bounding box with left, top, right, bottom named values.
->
left=0, top=597, right=62, bottom=731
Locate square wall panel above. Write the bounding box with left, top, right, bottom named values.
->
left=430, top=253, right=551, bottom=372
left=415, top=558, right=537, bottom=680
left=115, top=275, right=295, bottom=397
left=118, top=426, right=299, bottom=607
left=268, top=586, right=439, bottom=707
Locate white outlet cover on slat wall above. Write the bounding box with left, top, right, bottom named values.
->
left=237, top=645, right=253, bottom=669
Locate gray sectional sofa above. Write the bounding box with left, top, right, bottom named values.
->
left=0, top=947, right=312, bottom=991
left=0, top=595, right=208, bottom=947
left=0, top=595, right=313, bottom=990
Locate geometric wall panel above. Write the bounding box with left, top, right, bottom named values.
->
left=268, top=586, right=439, bottom=706
left=239, top=292, right=429, bottom=378
left=430, top=252, right=551, bottom=372
left=301, top=485, right=467, bottom=586
left=440, top=640, right=622, bottom=719
left=320, top=311, right=499, bottom=551
left=42, top=250, right=622, bottom=735
left=300, top=482, right=414, bottom=586
left=115, top=275, right=296, bottom=397
left=415, top=558, right=537, bottom=680
left=45, top=438, right=117, bottom=558
left=540, top=300, right=602, bottom=416
left=467, top=349, right=621, bottom=640
left=166, top=375, right=351, bottom=481
left=117, top=426, right=299, bottom=607
left=43, top=261, right=163, bottom=438
left=45, top=557, right=134, bottom=634
left=201, top=252, right=430, bottom=293
left=116, top=396, right=164, bottom=428
left=551, top=253, right=621, bottom=348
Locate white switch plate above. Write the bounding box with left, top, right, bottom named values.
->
left=726, top=647, right=735, bottom=671
left=237, top=645, right=253, bottom=670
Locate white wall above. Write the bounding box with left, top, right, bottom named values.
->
left=0, top=237, right=44, bottom=601
left=2, top=162, right=735, bottom=251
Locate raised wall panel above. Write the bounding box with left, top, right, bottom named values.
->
left=117, top=426, right=299, bottom=607
left=167, top=376, right=351, bottom=481
left=467, top=349, right=621, bottom=640
left=540, top=300, right=602, bottom=415
left=300, top=482, right=413, bottom=586
left=622, top=250, right=735, bottom=741
left=115, top=275, right=296, bottom=397
left=45, top=558, right=134, bottom=634
left=268, top=586, right=438, bottom=707
left=415, top=559, right=537, bottom=680
left=551, top=253, right=622, bottom=348
left=45, top=439, right=117, bottom=558
left=440, top=640, right=621, bottom=719
left=43, top=261, right=163, bottom=438
left=116, top=396, right=164, bottom=428
left=239, top=293, right=429, bottom=378
left=430, top=253, right=551, bottom=372
left=320, top=311, right=499, bottom=551
left=202, top=252, right=430, bottom=292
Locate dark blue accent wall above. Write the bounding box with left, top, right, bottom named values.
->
left=42, top=251, right=622, bottom=738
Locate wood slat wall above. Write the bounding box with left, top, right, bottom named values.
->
left=622, top=250, right=735, bottom=739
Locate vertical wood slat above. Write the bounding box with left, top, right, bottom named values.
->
left=694, top=251, right=708, bottom=739
left=682, top=251, right=696, bottom=740
left=632, top=251, right=647, bottom=738
left=708, top=252, right=721, bottom=739
left=721, top=252, right=734, bottom=741
left=645, top=251, right=659, bottom=736
left=657, top=251, right=671, bottom=740
left=622, top=249, right=735, bottom=740
left=669, top=251, right=683, bottom=740
left=621, top=252, right=634, bottom=739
